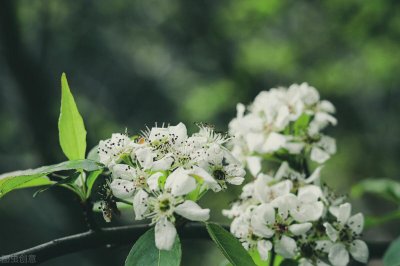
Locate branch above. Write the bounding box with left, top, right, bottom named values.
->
left=0, top=223, right=216, bottom=265
left=0, top=223, right=390, bottom=265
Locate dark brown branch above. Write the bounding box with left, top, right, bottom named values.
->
left=0, top=223, right=216, bottom=265
left=0, top=223, right=390, bottom=265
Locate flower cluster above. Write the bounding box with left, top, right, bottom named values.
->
left=223, top=162, right=368, bottom=265
left=223, top=84, right=368, bottom=265
left=97, top=123, right=245, bottom=250
left=229, top=83, right=337, bottom=176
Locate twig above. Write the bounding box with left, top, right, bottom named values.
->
left=0, top=223, right=390, bottom=265
left=0, top=223, right=221, bottom=265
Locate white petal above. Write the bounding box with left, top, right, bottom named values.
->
left=251, top=204, right=275, bottom=238
left=227, top=176, right=245, bottom=185
left=147, top=172, right=163, bottom=191
left=246, top=156, right=262, bottom=176
left=271, top=194, right=296, bottom=219
left=155, top=218, right=177, bottom=250
left=348, top=213, right=364, bottom=235
left=275, top=236, right=297, bottom=259
left=291, top=201, right=323, bottom=222
left=306, top=166, right=323, bottom=183
left=284, top=142, right=305, bottom=154
left=324, top=223, right=339, bottom=242
left=133, top=189, right=148, bottom=220
left=316, top=240, right=333, bottom=253
left=231, top=216, right=250, bottom=239
left=289, top=223, right=312, bottom=235
left=328, top=243, right=349, bottom=266
left=168, top=122, right=188, bottom=144
left=263, top=132, right=286, bottom=153
left=349, top=240, right=369, bottom=263
left=274, top=105, right=290, bottom=130
left=310, top=147, right=330, bottom=164
left=245, top=133, right=264, bottom=153
left=190, top=166, right=221, bottom=192
left=165, top=167, right=196, bottom=196
left=337, top=203, right=351, bottom=225
left=274, top=162, right=290, bottom=180
left=135, top=147, right=155, bottom=170
left=174, top=200, right=210, bottom=221
left=254, top=174, right=273, bottom=203
left=298, top=185, right=322, bottom=203
left=257, top=240, right=272, bottom=261
left=109, top=179, right=135, bottom=198
left=271, top=180, right=293, bottom=198
left=112, top=164, right=136, bottom=180
left=152, top=156, right=174, bottom=171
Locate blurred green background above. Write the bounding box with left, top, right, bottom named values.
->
left=0, top=0, right=399, bottom=265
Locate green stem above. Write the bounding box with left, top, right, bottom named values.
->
left=365, top=210, right=400, bottom=229
left=269, top=251, right=275, bottom=266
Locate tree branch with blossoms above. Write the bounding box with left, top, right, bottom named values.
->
left=0, top=75, right=398, bottom=265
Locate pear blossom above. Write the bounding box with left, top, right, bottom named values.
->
left=98, top=122, right=245, bottom=250
left=98, top=133, right=133, bottom=167
left=228, top=83, right=337, bottom=170
left=322, top=203, right=369, bottom=265
left=223, top=163, right=368, bottom=265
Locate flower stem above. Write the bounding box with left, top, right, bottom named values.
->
left=269, top=251, right=275, bottom=266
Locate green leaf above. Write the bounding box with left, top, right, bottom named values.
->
left=58, top=73, right=87, bottom=160
left=351, top=178, right=400, bottom=204
left=0, top=160, right=102, bottom=198
left=86, top=169, right=103, bottom=198
left=384, top=235, right=400, bottom=266
left=8, top=176, right=53, bottom=191
left=125, top=228, right=181, bottom=266
left=292, top=113, right=311, bottom=136
left=33, top=172, right=81, bottom=197
left=206, top=223, right=256, bottom=266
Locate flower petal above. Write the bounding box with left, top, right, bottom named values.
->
left=289, top=223, right=312, bottom=235
left=165, top=167, right=196, bottom=196
left=349, top=240, right=368, bottom=263
left=337, top=203, right=351, bottom=225
left=250, top=204, right=275, bottom=238
left=109, top=179, right=135, bottom=198
left=328, top=243, right=349, bottom=266
left=310, top=147, right=330, bottom=164
left=246, top=156, right=262, bottom=176
left=190, top=166, right=221, bottom=192
left=275, top=236, right=297, bottom=259
left=135, top=147, right=155, bottom=170
left=155, top=218, right=177, bottom=250
left=348, top=213, right=364, bottom=235
left=257, top=240, right=272, bottom=261
left=133, top=189, right=148, bottom=220
left=147, top=172, right=163, bottom=191
left=112, top=164, right=136, bottom=180
left=324, top=222, right=339, bottom=242
left=175, top=200, right=210, bottom=221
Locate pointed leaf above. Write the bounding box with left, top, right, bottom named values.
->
left=86, top=169, right=103, bottom=198
left=206, top=223, right=256, bottom=266
left=351, top=178, right=400, bottom=204
left=0, top=160, right=102, bottom=198
left=125, top=228, right=181, bottom=266
left=384, top=235, right=400, bottom=266
left=59, top=73, right=87, bottom=160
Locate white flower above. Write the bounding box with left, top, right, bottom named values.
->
left=98, top=133, right=133, bottom=167
left=323, top=203, right=369, bottom=265
left=310, top=135, right=336, bottom=164
left=164, top=167, right=197, bottom=196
